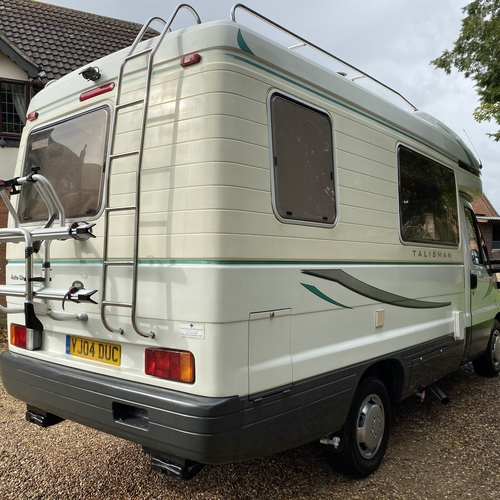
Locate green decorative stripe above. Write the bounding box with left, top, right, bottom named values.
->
left=8, top=259, right=462, bottom=267
left=302, top=268, right=451, bottom=309
left=237, top=29, right=254, bottom=55
left=301, top=283, right=352, bottom=309
left=39, top=96, right=78, bottom=115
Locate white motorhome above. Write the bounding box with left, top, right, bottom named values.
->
left=1, top=4, right=499, bottom=479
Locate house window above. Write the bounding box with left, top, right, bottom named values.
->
left=398, top=146, right=459, bottom=246
left=270, top=93, right=336, bottom=225
left=1, top=79, right=28, bottom=137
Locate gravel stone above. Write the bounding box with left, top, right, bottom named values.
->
left=1, top=331, right=500, bottom=499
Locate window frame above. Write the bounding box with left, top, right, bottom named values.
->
left=267, top=90, right=337, bottom=228
left=17, top=105, right=111, bottom=225
left=397, top=144, right=459, bottom=248
left=0, top=78, right=30, bottom=139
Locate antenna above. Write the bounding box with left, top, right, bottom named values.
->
left=463, top=129, right=483, bottom=169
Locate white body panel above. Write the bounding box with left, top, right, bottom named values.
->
left=3, top=18, right=493, bottom=402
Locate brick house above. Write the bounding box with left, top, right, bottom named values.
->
left=0, top=0, right=155, bottom=295
left=471, top=194, right=500, bottom=260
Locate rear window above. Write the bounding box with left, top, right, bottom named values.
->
left=18, top=107, right=109, bottom=223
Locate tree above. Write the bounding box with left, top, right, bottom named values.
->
left=431, top=0, right=500, bottom=140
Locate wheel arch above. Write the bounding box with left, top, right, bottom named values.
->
left=361, top=359, right=405, bottom=403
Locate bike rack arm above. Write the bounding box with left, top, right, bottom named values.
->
left=0, top=187, right=20, bottom=229
left=18, top=174, right=66, bottom=227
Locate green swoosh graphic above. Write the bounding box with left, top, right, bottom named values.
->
left=483, top=279, right=494, bottom=299
left=301, top=283, right=352, bottom=309
left=237, top=29, right=254, bottom=55
left=302, top=269, right=451, bottom=309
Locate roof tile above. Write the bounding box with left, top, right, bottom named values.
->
left=472, top=194, right=499, bottom=217
left=0, top=0, right=157, bottom=81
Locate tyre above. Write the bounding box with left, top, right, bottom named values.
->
left=473, top=319, right=500, bottom=378
left=338, top=376, right=391, bottom=477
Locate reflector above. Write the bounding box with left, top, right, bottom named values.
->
left=180, top=53, right=201, bottom=67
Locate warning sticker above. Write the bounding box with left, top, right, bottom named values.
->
left=180, top=322, right=205, bottom=340
left=32, top=138, right=49, bottom=150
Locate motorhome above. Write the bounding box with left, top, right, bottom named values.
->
left=1, top=4, right=499, bottom=480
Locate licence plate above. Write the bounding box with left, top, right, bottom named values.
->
left=66, top=336, right=121, bottom=366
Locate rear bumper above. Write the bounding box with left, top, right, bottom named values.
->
left=0, top=350, right=354, bottom=464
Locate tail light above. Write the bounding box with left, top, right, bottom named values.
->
left=145, top=348, right=195, bottom=383
left=10, top=323, right=42, bottom=350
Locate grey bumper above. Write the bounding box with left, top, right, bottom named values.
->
left=0, top=350, right=353, bottom=464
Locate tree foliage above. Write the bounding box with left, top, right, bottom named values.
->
left=431, top=0, right=500, bottom=140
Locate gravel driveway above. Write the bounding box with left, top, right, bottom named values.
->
left=1, top=331, right=500, bottom=500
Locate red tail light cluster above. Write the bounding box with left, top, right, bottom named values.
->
left=145, top=348, right=195, bottom=383
left=10, top=324, right=42, bottom=350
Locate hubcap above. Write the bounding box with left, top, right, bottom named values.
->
left=356, top=394, right=385, bottom=459
left=491, top=330, right=500, bottom=368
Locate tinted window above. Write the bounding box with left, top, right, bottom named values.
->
left=465, top=207, right=483, bottom=265
left=399, top=147, right=458, bottom=246
left=19, top=107, right=109, bottom=222
left=270, top=94, right=335, bottom=225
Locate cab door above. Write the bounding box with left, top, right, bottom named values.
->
left=463, top=205, right=495, bottom=359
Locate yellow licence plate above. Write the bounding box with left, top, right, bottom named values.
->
left=66, top=336, right=121, bottom=366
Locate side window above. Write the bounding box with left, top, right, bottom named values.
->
left=465, top=208, right=483, bottom=265
left=398, top=146, right=459, bottom=246
left=270, top=94, right=335, bottom=225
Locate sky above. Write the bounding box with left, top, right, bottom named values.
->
left=39, top=0, right=500, bottom=209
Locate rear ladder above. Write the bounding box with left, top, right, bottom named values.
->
left=100, top=5, right=202, bottom=338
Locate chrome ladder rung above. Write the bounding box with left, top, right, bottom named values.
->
left=103, top=260, right=134, bottom=266
left=105, top=205, right=136, bottom=213
left=115, top=99, right=145, bottom=110
left=102, top=300, right=133, bottom=308
left=109, top=150, right=140, bottom=160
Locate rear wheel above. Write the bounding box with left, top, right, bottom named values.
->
left=473, top=319, right=500, bottom=377
left=338, top=376, right=391, bottom=477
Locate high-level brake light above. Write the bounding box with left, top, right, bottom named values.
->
left=80, top=82, right=115, bottom=102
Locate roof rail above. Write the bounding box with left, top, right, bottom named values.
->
left=230, top=3, right=418, bottom=112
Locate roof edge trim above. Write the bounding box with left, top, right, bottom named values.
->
left=0, top=31, right=40, bottom=78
